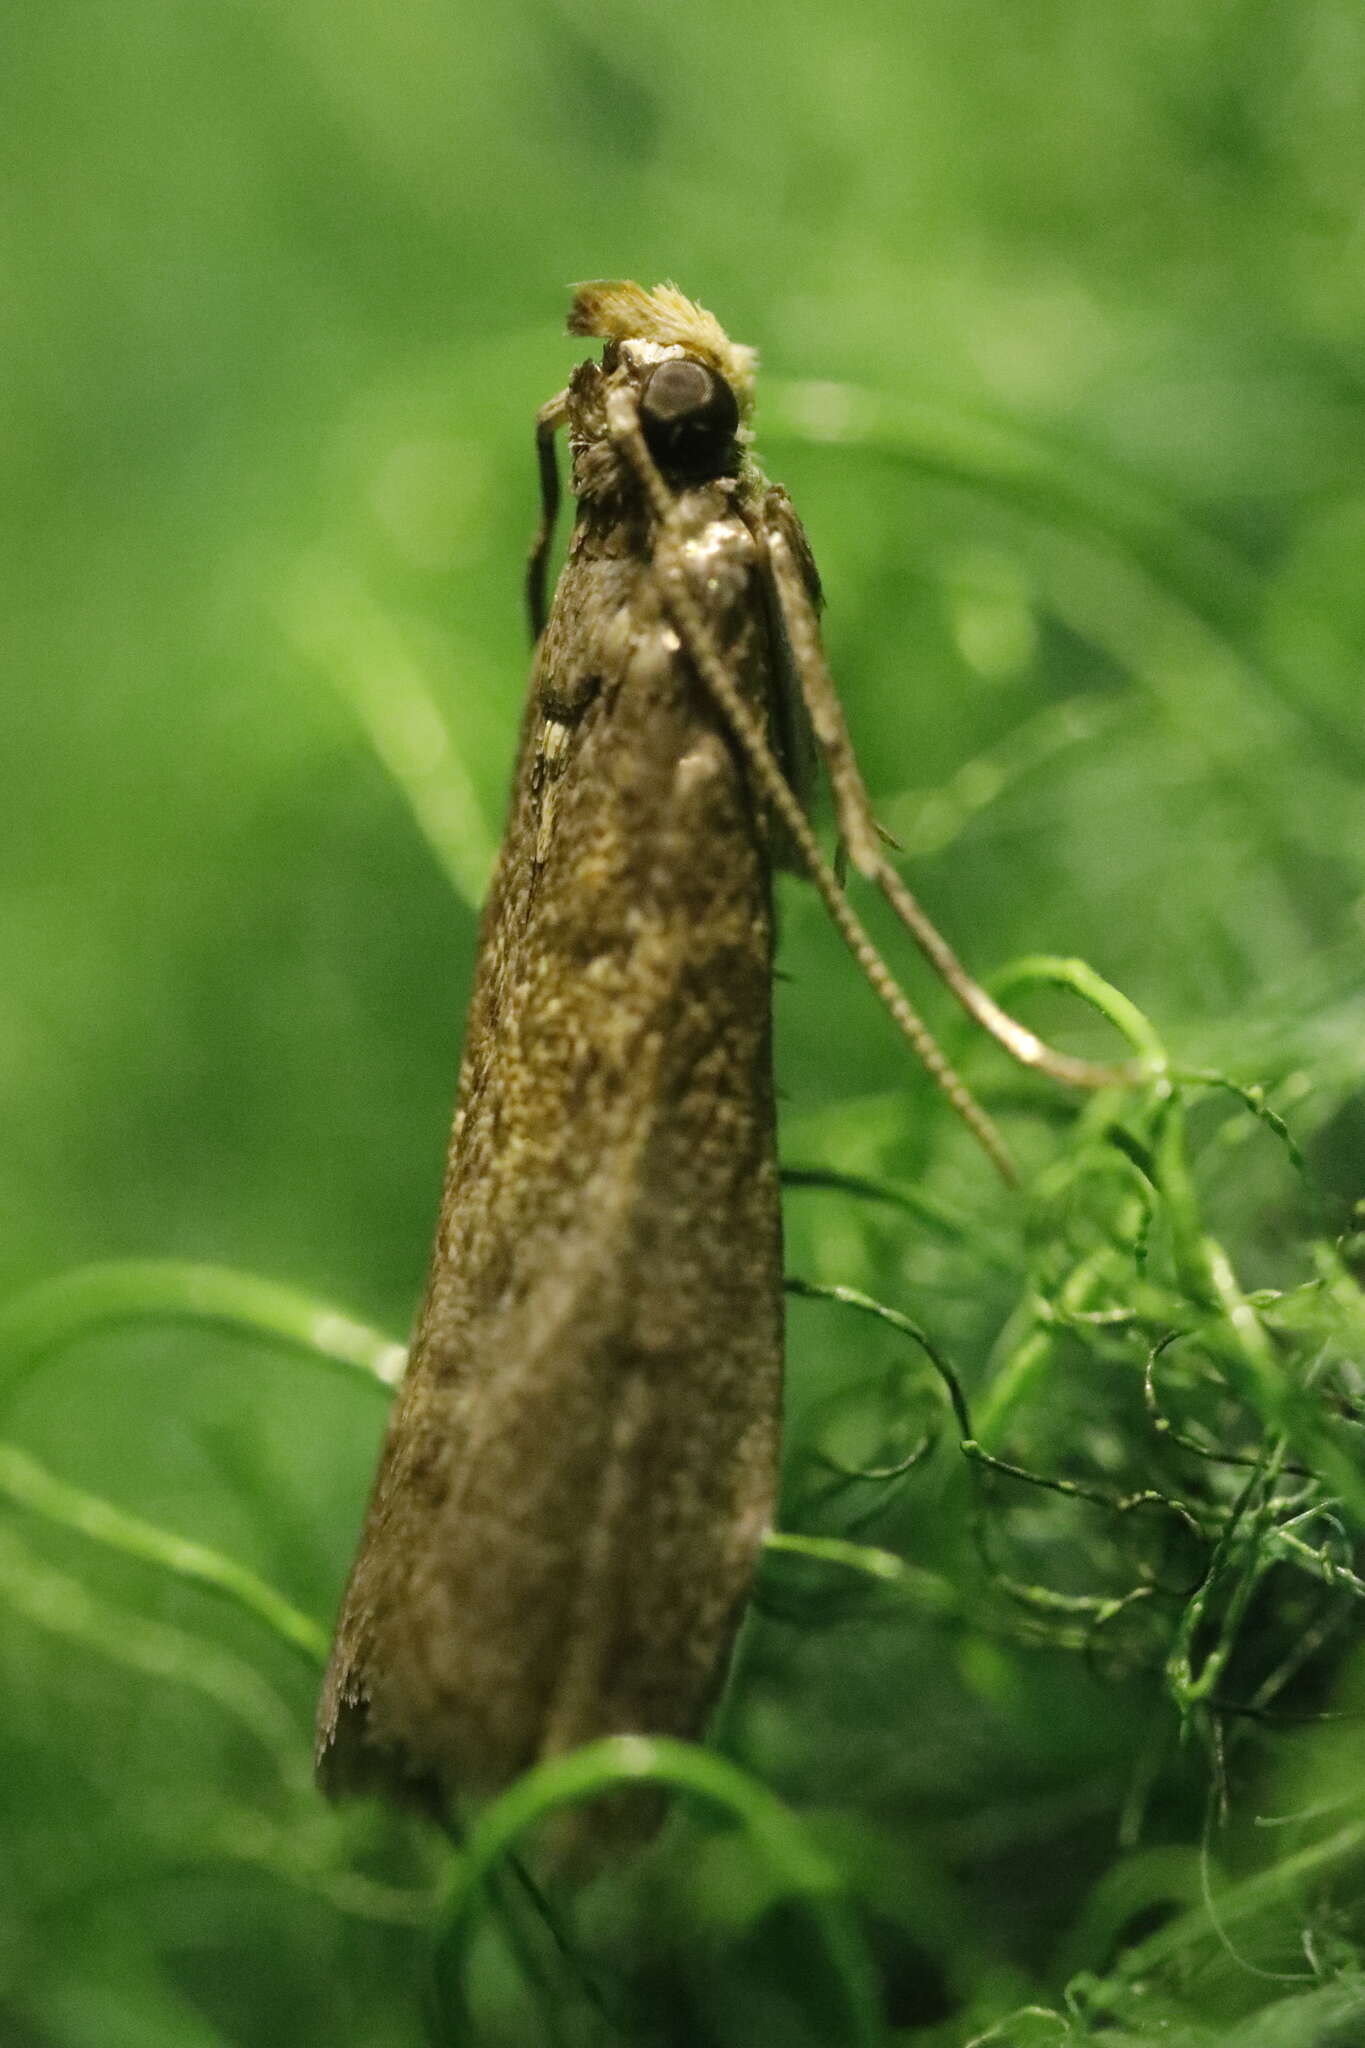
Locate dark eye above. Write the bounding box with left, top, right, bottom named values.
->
left=638, top=358, right=740, bottom=480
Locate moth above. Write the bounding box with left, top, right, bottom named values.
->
left=315, top=282, right=1134, bottom=1843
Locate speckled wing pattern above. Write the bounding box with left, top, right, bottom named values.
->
left=315, top=451, right=794, bottom=1830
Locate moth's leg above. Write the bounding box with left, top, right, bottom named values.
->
left=761, top=516, right=1150, bottom=1095
left=749, top=531, right=819, bottom=848
left=760, top=516, right=883, bottom=876
left=526, top=389, right=569, bottom=644
left=603, top=382, right=1019, bottom=1184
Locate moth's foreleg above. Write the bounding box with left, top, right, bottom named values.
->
left=761, top=520, right=1155, bottom=1097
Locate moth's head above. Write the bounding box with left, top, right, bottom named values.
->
left=630, top=346, right=741, bottom=483
left=565, top=281, right=756, bottom=496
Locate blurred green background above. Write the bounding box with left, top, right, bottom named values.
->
left=3, top=4, right=1364, bottom=2044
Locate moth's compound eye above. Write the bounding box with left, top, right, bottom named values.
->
left=638, top=359, right=740, bottom=480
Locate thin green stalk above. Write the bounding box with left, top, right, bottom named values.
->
left=0, top=1260, right=404, bottom=1414
left=0, top=1438, right=327, bottom=1665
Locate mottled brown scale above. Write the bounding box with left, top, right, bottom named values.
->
left=316, top=286, right=807, bottom=1849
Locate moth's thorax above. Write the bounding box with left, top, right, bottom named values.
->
left=559, top=487, right=758, bottom=654
left=676, top=502, right=757, bottom=583
left=666, top=498, right=761, bottom=641
left=532, top=488, right=762, bottom=736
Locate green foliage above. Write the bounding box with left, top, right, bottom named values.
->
left=3, top=3, right=1362, bottom=2042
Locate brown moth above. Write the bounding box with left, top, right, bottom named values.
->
left=315, top=282, right=1139, bottom=1841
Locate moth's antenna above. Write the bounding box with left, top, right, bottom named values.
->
left=527, top=390, right=569, bottom=644
left=605, top=383, right=1019, bottom=1185
left=761, top=525, right=1154, bottom=1093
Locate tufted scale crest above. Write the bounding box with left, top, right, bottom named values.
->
left=567, top=280, right=758, bottom=418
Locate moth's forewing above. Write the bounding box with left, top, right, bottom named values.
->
left=317, top=455, right=787, bottom=1845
